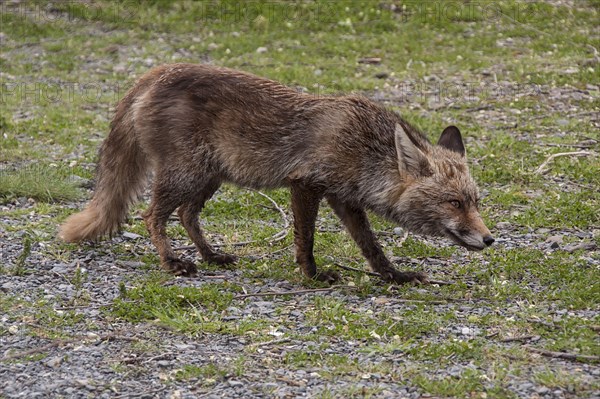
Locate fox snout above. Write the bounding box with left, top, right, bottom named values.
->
left=445, top=216, right=494, bottom=251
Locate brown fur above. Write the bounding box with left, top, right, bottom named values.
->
left=59, top=64, right=493, bottom=284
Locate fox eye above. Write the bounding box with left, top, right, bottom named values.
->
left=450, top=200, right=461, bottom=209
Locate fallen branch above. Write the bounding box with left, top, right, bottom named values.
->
left=525, top=346, right=600, bottom=363
left=234, top=286, right=355, bottom=300
left=2, top=340, right=70, bottom=360
left=388, top=298, right=465, bottom=305
left=330, top=261, right=454, bottom=286
left=535, top=151, right=595, bottom=174
left=2, top=333, right=140, bottom=361
left=331, top=262, right=378, bottom=277
left=500, top=335, right=540, bottom=343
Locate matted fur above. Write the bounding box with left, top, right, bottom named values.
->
left=60, top=64, right=493, bottom=283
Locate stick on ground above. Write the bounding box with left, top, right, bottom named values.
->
left=535, top=151, right=595, bottom=174
left=234, top=286, right=355, bottom=300
left=525, top=346, right=600, bottom=363
left=174, top=190, right=290, bottom=251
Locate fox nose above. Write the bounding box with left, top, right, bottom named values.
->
left=483, top=235, right=495, bottom=247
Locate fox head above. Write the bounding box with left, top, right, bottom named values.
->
left=392, top=123, right=494, bottom=251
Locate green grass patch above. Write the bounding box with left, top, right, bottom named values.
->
left=0, top=164, right=83, bottom=203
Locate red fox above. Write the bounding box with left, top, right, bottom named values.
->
left=60, top=64, right=494, bottom=284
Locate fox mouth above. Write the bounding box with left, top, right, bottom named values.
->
left=445, top=229, right=485, bottom=251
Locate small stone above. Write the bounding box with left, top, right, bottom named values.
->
left=1, top=282, right=15, bottom=291
left=228, top=380, right=244, bottom=387
left=174, top=343, right=194, bottom=350
left=256, top=46, right=268, bottom=54
left=122, top=231, right=142, bottom=240
left=207, top=43, right=219, bottom=51
left=536, top=386, right=550, bottom=394
left=46, top=356, right=62, bottom=368
left=556, top=119, right=569, bottom=126
left=546, top=235, right=563, bottom=249
left=358, top=57, right=381, bottom=64
left=564, top=242, right=596, bottom=253
left=461, top=327, right=471, bottom=335
left=68, top=175, right=91, bottom=188
left=120, top=261, right=144, bottom=269
left=113, top=63, right=127, bottom=73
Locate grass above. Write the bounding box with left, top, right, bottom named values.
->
left=1, top=0, right=599, bottom=397
left=0, top=164, right=83, bottom=203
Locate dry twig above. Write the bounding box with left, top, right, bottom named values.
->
left=234, top=286, right=355, bottom=300
left=174, top=190, right=290, bottom=251
left=535, top=151, right=595, bottom=174
left=500, top=335, right=540, bottom=343
left=330, top=260, right=454, bottom=286
left=525, top=346, right=600, bottom=363
left=2, top=333, right=139, bottom=360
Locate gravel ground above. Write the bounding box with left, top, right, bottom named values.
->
left=1, top=195, right=599, bottom=398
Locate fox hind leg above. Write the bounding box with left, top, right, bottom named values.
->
left=177, top=178, right=236, bottom=266
left=326, top=195, right=428, bottom=285
left=290, top=183, right=339, bottom=284
left=143, top=176, right=197, bottom=276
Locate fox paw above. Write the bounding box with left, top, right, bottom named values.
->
left=382, top=269, right=429, bottom=285
left=313, top=270, right=340, bottom=285
left=163, top=258, right=198, bottom=276
left=205, top=252, right=237, bottom=265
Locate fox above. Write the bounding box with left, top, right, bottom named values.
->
left=59, top=63, right=494, bottom=284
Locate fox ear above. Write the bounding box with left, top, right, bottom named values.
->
left=395, top=124, right=432, bottom=176
left=438, top=126, right=465, bottom=157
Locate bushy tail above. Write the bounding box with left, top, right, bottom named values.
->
left=60, top=97, right=148, bottom=242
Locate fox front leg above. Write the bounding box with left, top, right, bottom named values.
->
left=326, top=196, right=428, bottom=285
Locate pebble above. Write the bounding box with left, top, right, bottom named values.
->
left=122, top=232, right=142, bottom=240
left=46, top=356, right=62, bottom=368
